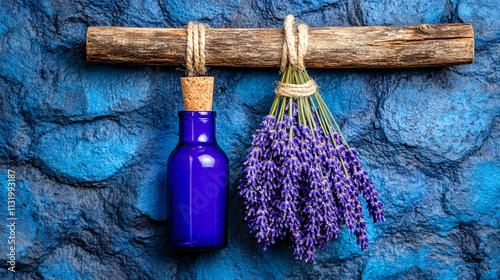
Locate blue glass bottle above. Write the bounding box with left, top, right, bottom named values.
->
left=167, top=111, right=229, bottom=250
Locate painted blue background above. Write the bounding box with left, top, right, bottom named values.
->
left=0, top=0, right=499, bottom=279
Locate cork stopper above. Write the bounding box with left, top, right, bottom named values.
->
left=181, top=77, right=214, bottom=111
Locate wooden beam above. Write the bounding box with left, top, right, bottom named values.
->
left=86, top=24, right=474, bottom=68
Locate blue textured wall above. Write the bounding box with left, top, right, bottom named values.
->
left=1, top=1, right=499, bottom=279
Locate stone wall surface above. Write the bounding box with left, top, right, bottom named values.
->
left=0, top=0, right=499, bottom=279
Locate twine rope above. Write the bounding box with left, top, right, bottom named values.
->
left=186, top=22, right=206, bottom=76
left=275, top=80, right=317, bottom=98
left=276, top=15, right=317, bottom=98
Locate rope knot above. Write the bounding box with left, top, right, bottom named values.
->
left=186, top=22, right=207, bottom=76
left=280, top=15, right=309, bottom=72
left=277, top=15, right=315, bottom=98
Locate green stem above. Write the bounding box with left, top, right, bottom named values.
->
left=315, top=93, right=335, bottom=136
left=303, top=71, right=350, bottom=150
left=295, top=72, right=317, bottom=133
left=298, top=97, right=305, bottom=126
left=301, top=71, right=349, bottom=177
left=288, top=97, right=293, bottom=141
left=269, top=96, right=280, bottom=116
left=277, top=96, right=286, bottom=124
left=315, top=92, right=350, bottom=150
left=303, top=97, right=317, bottom=132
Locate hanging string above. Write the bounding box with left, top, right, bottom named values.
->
left=280, top=15, right=298, bottom=72
left=276, top=15, right=317, bottom=97
left=297, top=23, right=308, bottom=71
left=186, top=22, right=207, bottom=76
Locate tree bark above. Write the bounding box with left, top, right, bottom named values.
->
left=86, top=24, right=474, bottom=68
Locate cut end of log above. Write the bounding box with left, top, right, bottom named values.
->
left=181, top=77, right=214, bottom=111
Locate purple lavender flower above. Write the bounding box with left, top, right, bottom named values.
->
left=318, top=138, right=340, bottom=246
left=271, top=120, right=288, bottom=157
left=239, top=115, right=279, bottom=249
left=240, top=67, right=385, bottom=263
left=273, top=114, right=304, bottom=258
left=343, top=145, right=385, bottom=224
left=301, top=160, right=324, bottom=264
left=311, top=108, right=374, bottom=250
left=354, top=199, right=369, bottom=250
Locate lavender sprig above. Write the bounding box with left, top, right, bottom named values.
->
left=239, top=65, right=385, bottom=263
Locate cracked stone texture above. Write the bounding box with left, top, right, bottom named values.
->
left=0, top=0, right=499, bottom=279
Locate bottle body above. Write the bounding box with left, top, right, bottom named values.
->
left=167, top=111, right=229, bottom=250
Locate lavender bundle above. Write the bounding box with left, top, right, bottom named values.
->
left=239, top=65, right=385, bottom=263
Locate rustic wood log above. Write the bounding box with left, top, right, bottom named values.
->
left=86, top=24, right=474, bottom=68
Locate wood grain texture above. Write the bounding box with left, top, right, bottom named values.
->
left=86, top=24, right=474, bottom=68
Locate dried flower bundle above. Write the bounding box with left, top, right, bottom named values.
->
left=239, top=66, right=385, bottom=263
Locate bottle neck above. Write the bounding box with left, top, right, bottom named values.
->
left=179, top=111, right=216, bottom=144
